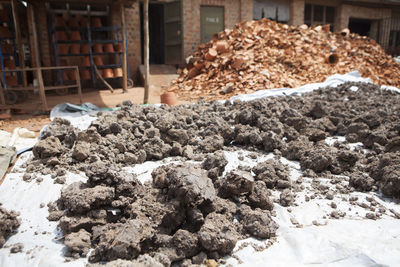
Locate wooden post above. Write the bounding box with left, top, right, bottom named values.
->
left=0, top=83, right=5, bottom=105
left=36, top=69, right=48, bottom=111
left=28, top=3, right=41, bottom=68
left=143, top=0, right=150, bottom=104
left=11, top=0, right=27, bottom=87
left=74, top=67, right=83, bottom=104
left=120, top=2, right=128, bottom=92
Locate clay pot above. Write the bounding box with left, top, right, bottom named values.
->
left=5, top=75, right=18, bottom=87
left=55, top=16, right=66, bottom=27
left=94, top=57, right=104, bottom=66
left=60, top=59, right=68, bottom=66
left=1, top=44, right=13, bottom=54
left=93, top=44, right=103, bottom=53
left=70, top=31, right=81, bottom=41
left=113, top=68, right=123, bottom=77
left=0, top=26, right=11, bottom=38
left=62, top=70, right=69, bottom=81
left=104, top=43, right=114, bottom=53
left=114, top=43, right=123, bottom=52
left=0, top=9, right=9, bottom=22
left=80, top=69, right=91, bottom=80
left=58, top=44, right=69, bottom=54
left=68, top=16, right=79, bottom=28
left=68, top=70, right=76, bottom=80
left=4, top=59, right=16, bottom=69
left=81, top=44, right=90, bottom=54
left=70, top=44, right=80, bottom=54
left=81, top=57, right=91, bottom=67
left=96, top=69, right=103, bottom=78
left=91, top=17, right=102, bottom=28
left=103, top=68, right=114, bottom=78
left=56, top=31, right=67, bottom=41
left=80, top=16, right=88, bottom=27
left=160, top=92, right=178, bottom=106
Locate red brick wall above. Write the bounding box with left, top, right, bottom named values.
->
left=183, top=0, right=254, bottom=59
left=124, top=3, right=141, bottom=79
left=35, top=2, right=51, bottom=68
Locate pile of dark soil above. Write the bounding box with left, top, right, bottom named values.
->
left=27, top=82, right=400, bottom=265
left=0, top=205, right=21, bottom=248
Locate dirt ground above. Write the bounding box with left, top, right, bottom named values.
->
left=0, top=65, right=181, bottom=134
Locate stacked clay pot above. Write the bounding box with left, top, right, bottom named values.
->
left=81, top=57, right=91, bottom=67
left=103, top=68, right=113, bottom=78
left=80, top=16, right=88, bottom=27
left=4, top=58, right=16, bottom=69
left=58, top=44, right=69, bottom=54
left=115, top=43, right=123, bottom=52
left=80, top=69, right=91, bottom=80
left=104, top=43, right=114, bottom=53
left=1, top=44, right=13, bottom=54
left=55, top=16, right=66, bottom=27
left=55, top=31, right=67, bottom=41
left=113, top=68, right=123, bottom=77
left=94, top=57, right=104, bottom=66
left=68, top=16, right=79, bottom=28
left=6, top=75, right=18, bottom=87
left=91, top=17, right=102, bottom=27
left=70, top=31, right=81, bottom=41
left=81, top=44, right=90, bottom=54
left=70, top=44, right=80, bottom=54
left=93, top=44, right=103, bottom=53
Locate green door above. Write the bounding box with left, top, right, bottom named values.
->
left=200, top=6, right=224, bottom=44
left=164, top=0, right=183, bottom=64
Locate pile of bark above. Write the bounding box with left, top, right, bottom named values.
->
left=169, top=19, right=400, bottom=101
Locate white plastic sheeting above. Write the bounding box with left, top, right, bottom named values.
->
left=1, top=72, right=400, bottom=267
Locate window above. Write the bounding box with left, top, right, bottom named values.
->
left=304, top=4, right=336, bottom=30
left=389, top=31, right=400, bottom=47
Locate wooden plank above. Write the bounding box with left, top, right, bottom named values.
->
left=36, top=69, right=48, bottom=111
left=143, top=0, right=150, bottom=104
left=75, top=67, right=83, bottom=104
left=6, top=84, right=78, bottom=91
left=94, top=65, right=114, bottom=93
left=11, top=0, right=27, bottom=87
left=0, top=87, right=5, bottom=105
left=120, top=2, right=127, bottom=92
left=28, top=3, right=41, bottom=69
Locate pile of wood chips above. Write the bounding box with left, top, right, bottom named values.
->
left=169, top=19, right=400, bottom=101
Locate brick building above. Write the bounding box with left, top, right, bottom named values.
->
left=28, top=0, right=400, bottom=83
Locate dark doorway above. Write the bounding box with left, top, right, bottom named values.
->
left=140, top=3, right=165, bottom=64
left=348, top=18, right=372, bottom=37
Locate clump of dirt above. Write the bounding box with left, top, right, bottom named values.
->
left=0, top=205, right=21, bottom=248
left=28, top=82, right=400, bottom=264
left=49, top=163, right=277, bottom=264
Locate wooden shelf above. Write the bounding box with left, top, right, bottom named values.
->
left=59, top=52, right=123, bottom=57
left=7, top=84, right=79, bottom=91
left=57, top=40, right=122, bottom=44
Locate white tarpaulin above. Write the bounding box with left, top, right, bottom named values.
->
left=0, top=72, right=399, bottom=267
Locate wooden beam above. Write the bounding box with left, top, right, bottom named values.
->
left=28, top=3, right=41, bottom=69
left=11, top=0, right=27, bottom=87
left=36, top=69, right=48, bottom=111
left=120, top=2, right=128, bottom=92
left=0, top=85, right=5, bottom=105
left=74, top=67, right=83, bottom=104
left=143, top=0, right=150, bottom=104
